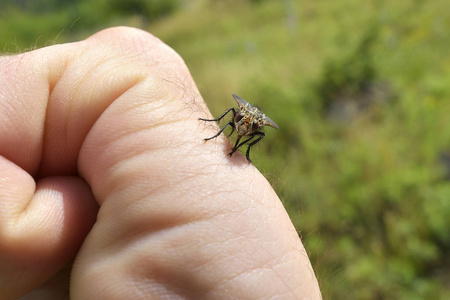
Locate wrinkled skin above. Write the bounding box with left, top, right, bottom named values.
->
left=0, top=27, right=322, bottom=300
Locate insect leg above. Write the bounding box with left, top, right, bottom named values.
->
left=245, top=132, right=265, bottom=163
left=226, top=124, right=235, bottom=137
left=229, top=134, right=257, bottom=157
left=234, top=135, right=257, bottom=151
left=229, top=135, right=243, bottom=157
left=199, top=108, right=236, bottom=122
left=204, top=121, right=234, bottom=141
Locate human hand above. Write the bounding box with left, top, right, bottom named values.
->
left=0, top=27, right=321, bottom=299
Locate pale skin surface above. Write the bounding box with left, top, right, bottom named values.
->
left=0, top=27, right=322, bottom=300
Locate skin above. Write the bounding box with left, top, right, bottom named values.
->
left=0, top=27, right=322, bottom=299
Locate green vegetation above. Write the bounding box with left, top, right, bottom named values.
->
left=1, top=0, right=449, bottom=298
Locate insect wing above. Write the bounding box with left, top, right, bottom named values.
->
left=263, top=116, right=279, bottom=129
left=232, top=94, right=249, bottom=108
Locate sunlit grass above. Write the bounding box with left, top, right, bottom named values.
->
left=149, top=1, right=450, bottom=298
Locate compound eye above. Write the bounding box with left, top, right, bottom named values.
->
left=235, top=113, right=244, bottom=123
left=252, top=121, right=260, bottom=132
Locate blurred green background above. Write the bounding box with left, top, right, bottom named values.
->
left=1, top=0, right=449, bottom=298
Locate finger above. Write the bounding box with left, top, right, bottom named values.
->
left=65, top=27, right=322, bottom=299
left=1, top=26, right=174, bottom=298
left=0, top=156, right=97, bottom=299
left=1, top=40, right=103, bottom=298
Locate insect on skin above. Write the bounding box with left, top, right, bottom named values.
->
left=199, top=94, right=279, bottom=163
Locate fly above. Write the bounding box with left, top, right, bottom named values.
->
left=199, top=94, right=279, bottom=163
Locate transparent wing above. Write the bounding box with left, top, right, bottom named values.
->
left=263, top=116, right=279, bottom=129
left=232, top=94, right=249, bottom=107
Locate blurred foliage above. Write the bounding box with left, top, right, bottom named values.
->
left=0, top=0, right=181, bottom=51
left=1, top=0, right=449, bottom=298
